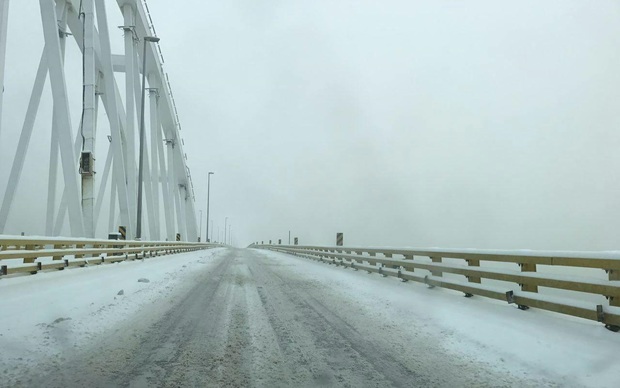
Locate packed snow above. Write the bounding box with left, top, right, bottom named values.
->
left=0, top=247, right=618, bottom=387
left=0, top=248, right=223, bottom=383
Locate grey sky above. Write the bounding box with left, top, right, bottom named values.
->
left=1, top=1, right=619, bottom=250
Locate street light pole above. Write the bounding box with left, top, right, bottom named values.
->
left=210, top=220, right=214, bottom=242
left=206, top=172, right=214, bottom=242
left=136, top=35, right=160, bottom=240
left=198, top=210, right=202, bottom=242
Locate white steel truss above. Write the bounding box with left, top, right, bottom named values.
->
left=0, top=0, right=198, bottom=241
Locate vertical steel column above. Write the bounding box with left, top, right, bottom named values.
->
left=185, top=182, right=198, bottom=241
left=95, top=0, right=131, bottom=238
left=149, top=88, right=161, bottom=239
left=108, top=177, right=117, bottom=234
left=122, top=4, right=138, bottom=235
left=134, top=68, right=157, bottom=241
left=135, top=36, right=146, bottom=240
left=94, top=145, right=113, bottom=225
left=183, top=181, right=196, bottom=242
left=81, top=0, right=97, bottom=237
left=136, top=56, right=157, bottom=240
left=168, top=144, right=185, bottom=240
left=91, top=73, right=102, bottom=235
left=165, top=139, right=177, bottom=240
left=141, top=135, right=157, bottom=240
left=159, top=133, right=174, bottom=241
left=172, top=184, right=184, bottom=240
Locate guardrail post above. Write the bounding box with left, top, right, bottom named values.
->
left=520, top=263, right=538, bottom=292
left=383, top=253, right=399, bottom=269
left=467, top=259, right=481, bottom=283
left=607, top=270, right=620, bottom=307
left=52, top=244, right=62, bottom=260
left=89, top=244, right=99, bottom=259
left=30, top=262, right=42, bottom=275
left=402, top=254, right=414, bottom=272
left=366, top=251, right=376, bottom=266
left=75, top=244, right=85, bottom=259
left=23, top=244, right=36, bottom=263
left=430, top=256, right=442, bottom=277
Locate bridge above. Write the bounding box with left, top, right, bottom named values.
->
left=1, top=1, right=619, bottom=387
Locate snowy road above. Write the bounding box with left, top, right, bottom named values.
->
left=3, top=248, right=619, bottom=387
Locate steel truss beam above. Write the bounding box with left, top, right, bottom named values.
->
left=0, top=0, right=199, bottom=241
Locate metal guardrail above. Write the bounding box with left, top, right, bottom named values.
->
left=0, top=236, right=222, bottom=276
left=251, top=244, right=620, bottom=332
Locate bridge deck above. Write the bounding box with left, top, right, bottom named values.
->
left=0, top=248, right=618, bottom=387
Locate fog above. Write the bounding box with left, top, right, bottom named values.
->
left=1, top=1, right=619, bottom=250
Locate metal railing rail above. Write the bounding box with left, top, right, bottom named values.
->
left=0, top=236, right=222, bottom=277
left=251, top=244, right=620, bottom=332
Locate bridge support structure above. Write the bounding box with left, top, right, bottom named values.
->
left=0, top=0, right=198, bottom=241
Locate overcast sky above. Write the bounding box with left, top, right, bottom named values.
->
left=1, top=0, right=620, bottom=250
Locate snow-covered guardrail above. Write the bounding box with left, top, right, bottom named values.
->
left=251, top=244, right=620, bottom=332
left=0, top=236, right=221, bottom=276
